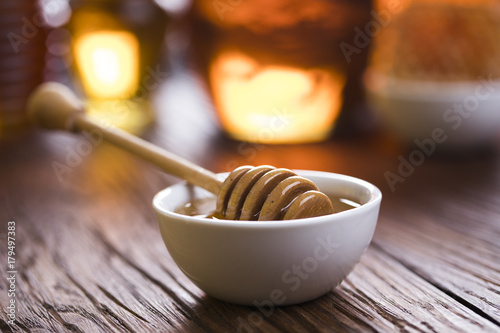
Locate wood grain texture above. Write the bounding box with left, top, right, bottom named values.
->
left=1, top=72, right=500, bottom=332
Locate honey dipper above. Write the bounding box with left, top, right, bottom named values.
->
left=27, top=83, right=334, bottom=221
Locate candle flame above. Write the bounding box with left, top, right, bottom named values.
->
left=74, top=31, right=139, bottom=99
left=209, top=51, right=345, bottom=143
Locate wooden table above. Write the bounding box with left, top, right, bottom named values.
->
left=1, top=71, right=500, bottom=333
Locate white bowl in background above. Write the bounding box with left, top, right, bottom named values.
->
left=153, top=170, right=382, bottom=306
left=365, top=71, right=500, bottom=147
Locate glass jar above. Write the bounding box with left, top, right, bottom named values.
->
left=189, top=0, right=371, bottom=144
left=365, top=0, right=500, bottom=147
left=0, top=1, right=47, bottom=137
left=68, top=0, right=169, bottom=133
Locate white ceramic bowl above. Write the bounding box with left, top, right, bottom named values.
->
left=153, top=170, right=382, bottom=306
left=365, top=71, right=500, bottom=147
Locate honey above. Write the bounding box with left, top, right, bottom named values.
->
left=175, top=195, right=360, bottom=220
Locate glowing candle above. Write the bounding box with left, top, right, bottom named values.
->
left=74, top=31, right=139, bottom=99
left=209, top=51, right=345, bottom=144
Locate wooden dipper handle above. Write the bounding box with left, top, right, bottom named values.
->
left=27, top=82, right=223, bottom=195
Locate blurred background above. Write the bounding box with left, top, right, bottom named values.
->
left=1, top=0, right=500, bottom=151
left=3, top=2, right=500, bottom=330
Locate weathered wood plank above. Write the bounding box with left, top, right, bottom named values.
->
left=372, top=158, right=500, bottom=325
left=338, top=248, right=499, bottom=333
left=2, top=129, right=500, bottom=332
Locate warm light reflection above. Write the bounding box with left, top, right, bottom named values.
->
left=374, top=0, right=411, bottom=12
left=74, top=31, right=139, bottom=99
left=375, top=0, right=492, bottom=15
left=209, top=51, right=345, bottom=144
left=85, top=99, right=153, bottom=135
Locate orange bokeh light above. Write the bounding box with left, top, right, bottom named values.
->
left=209, top=51, right=345, bottom=144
